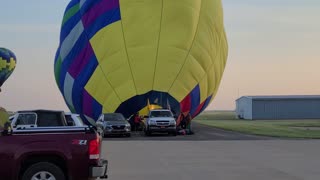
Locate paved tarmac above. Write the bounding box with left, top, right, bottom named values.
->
left=103, top=122, right=272, bottom=141
left=101, top=124, right=320, bottom=180
left=102, top=140, right=320, bottom=180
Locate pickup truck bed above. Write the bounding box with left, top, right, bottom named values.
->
left=0, top=127, right=108, bottom=180
left=11, top=110, right=68, bottom=130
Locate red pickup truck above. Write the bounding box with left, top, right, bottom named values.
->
left=0, top=126, right=108, bottom=180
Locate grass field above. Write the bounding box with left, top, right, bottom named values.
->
left=194, top=111, right=320, bottom=139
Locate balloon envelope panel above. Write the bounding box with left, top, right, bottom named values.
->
left=0, top=48, right=16, bottom=87
left=55, top=0, right=228, bottom=124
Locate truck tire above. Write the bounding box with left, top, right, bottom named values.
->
left=22, top=162, right=66, bottom=180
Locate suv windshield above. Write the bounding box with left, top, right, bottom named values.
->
left=150, top=111, right=173, bottom=118
left=104, top=113, right=125, bottom=121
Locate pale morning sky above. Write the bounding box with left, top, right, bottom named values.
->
left=0, top=0, right=319, bottom=111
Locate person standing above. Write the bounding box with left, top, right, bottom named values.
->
left=134, top=113, right=141, bottom=131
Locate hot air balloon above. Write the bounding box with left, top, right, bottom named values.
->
left=0, top=48, right=16, bottom=91
left=54, top=0, right=228, bottom=125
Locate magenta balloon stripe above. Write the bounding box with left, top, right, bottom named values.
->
left=82, top=0, right=120, bottom=28
left=68, top=43, right=94, bottom=78
left=82, top=90, right=94, bottom=117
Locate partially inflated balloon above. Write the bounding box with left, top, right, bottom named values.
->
left=55, top=0, right=228, bottom=124
left=0, top=48, right=16, bottom=88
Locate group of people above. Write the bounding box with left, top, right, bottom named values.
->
left=176, top=112, right=194, bottom=135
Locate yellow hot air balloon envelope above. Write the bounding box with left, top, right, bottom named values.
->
left=54, top=0, right=228, bottom=124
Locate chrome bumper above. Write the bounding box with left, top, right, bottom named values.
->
left=90, top=159, right=108, bottom=178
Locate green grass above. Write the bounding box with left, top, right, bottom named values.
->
left=194, top=111, right=320, bottom=139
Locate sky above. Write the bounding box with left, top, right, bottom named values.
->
left=0, top=0, right=319, bottom=111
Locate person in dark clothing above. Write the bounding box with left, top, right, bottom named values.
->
left=180, top=113, right=187, bottom=129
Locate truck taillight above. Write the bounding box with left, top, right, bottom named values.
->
left=89, top=135, right=100, bottom=160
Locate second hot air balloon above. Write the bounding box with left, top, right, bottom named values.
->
left=0, top=48, right=16, bottom=92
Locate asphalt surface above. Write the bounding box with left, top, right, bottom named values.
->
left=103, top=122, right=272, bottom=141
left=102, top=140, right=320, bottom=180
left=101, top=123, right=320, bottom=180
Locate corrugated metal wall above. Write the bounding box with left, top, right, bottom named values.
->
left=236, top=97, right=252, bottom=119
left=252, top=99, right=320, bottom=119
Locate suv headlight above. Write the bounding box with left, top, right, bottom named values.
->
left=149, top=120, right=156, bottom=125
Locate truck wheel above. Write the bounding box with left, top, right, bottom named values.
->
left=22, top=162, right=65, bottom=180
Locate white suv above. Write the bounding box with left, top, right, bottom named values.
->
left=144, top=109, right=177, bottom=136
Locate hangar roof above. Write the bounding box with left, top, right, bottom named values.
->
left=237, top=95, right=320, bottom=101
